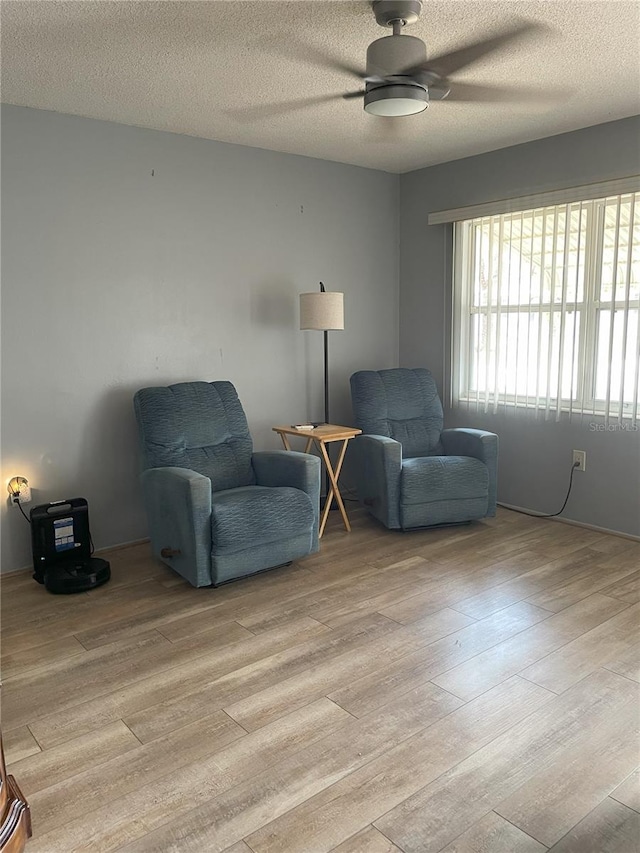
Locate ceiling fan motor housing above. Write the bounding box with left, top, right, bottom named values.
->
left=366, top=34, right=427, bottom=78
left=364, top=34, right=429, bottom=115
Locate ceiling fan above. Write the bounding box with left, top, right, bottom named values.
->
left=232, top=1, right=548, bottom=122
left=345, top=0, right=544, bottom=116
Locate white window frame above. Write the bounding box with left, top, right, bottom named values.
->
left=452, top=195, right=640, bottom=419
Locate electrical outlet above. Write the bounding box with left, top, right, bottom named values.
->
left=572, top=450, right=586, bottom=472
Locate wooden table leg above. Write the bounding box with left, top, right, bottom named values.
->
left=278, top=434, right=292, bottom=451
left=318, top=438, right=351, bottom=536
left=279, top=433, right=313, bottom=454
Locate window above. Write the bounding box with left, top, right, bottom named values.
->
left=452, top=192, right=640, bottom=421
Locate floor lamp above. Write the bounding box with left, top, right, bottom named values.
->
left=299, top=282, right=344, bottom=426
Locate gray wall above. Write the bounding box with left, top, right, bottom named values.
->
left=400, top=116, right=640, bottom=536
left=1, top=105, right=399, bottom=572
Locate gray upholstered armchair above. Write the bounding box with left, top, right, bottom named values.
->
left=349, top=368, right=497, bottom=530
left=134, top=381, right=320, bottom=587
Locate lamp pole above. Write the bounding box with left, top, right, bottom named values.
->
left=299, top=283, right=345, bottom=500
left=321, top=282, right=330, bottom=425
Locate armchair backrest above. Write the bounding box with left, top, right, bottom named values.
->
left=134, top=381, right=255, bottom=492
left=350, top=368, right=444, bottom=457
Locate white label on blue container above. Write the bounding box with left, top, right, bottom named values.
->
left=54, top=517, right=76, bottom=551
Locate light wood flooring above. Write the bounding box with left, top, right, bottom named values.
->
left=1, top=507, right=639, bottom=853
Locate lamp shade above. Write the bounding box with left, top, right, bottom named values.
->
left=300, top=292, right=344, bottom=331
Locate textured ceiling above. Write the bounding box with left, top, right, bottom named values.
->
left=1, top=0, right=639, bottom=173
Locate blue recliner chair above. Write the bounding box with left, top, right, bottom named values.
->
left=349, top=368, right=497, bottom=530
left=134, top=381, right=320, bottom=587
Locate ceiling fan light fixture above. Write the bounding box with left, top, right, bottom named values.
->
left=364, top=84, right=428, bottom=116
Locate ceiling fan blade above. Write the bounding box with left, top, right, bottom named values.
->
left=406, top=20, right=546, bottom=78
left=445, top=82, right=566, bottom=103
left=225, top=93, right=347, bottom=122
left=257, top=35, right=367, bottom=81
left=343, top=89, right=367, bottom=100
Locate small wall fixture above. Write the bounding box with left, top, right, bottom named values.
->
left=7, top=476, right=31, bottom=504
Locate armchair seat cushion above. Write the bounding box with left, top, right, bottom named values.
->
left=210, top=486, right=314, bottom=555
left=401, top=456, right=489, bottom=505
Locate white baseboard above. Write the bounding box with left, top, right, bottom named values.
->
left=97, top=536, right=151, bottom=553
left=1, top=537, right=151, bottom=578
left=498, top=503, right=640, bottom=542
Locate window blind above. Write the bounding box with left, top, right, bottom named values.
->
left=452, top=192, right=640, bottom=424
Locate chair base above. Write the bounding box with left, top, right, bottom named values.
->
left=210, top=561, right=293, bottom=588
left=211, top=531, right=314, bottom=586
left=400, top=519, right=474, bottom=532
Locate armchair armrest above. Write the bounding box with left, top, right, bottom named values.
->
left=350, top=435, right=402, bottom=529
left=441, top=428, right=498, bottom=516
left=140, top=467, right=212, bottom=587
left=253, top=451, right=321, bottom=552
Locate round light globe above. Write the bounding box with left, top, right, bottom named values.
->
left=364, top=85, right=428, bottom=116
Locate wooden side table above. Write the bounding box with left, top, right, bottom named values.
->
left=272, top=424, right=362, bottom=538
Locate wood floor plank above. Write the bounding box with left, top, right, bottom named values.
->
left=6, top=720, right=140, bottom=798
left=401, top=606, right=477, bottom=641
left=525, top=563, right=639, bottom=613
left=431, top=592, right=630, bottom=701
left=520, top=602, right=640, bottom=693
left=239, top=556, right=438, bottom=633
left=547, top=797, right=640, bottom=852
left=438, top=811, right=547, bottom=853
left=24, top=698, right=356, bottom=853
left=328, top=601, right=550, bottom=718
left=222, top=843, right=253, bottom=853
left=1, top=725, right=41, bottom=764
left=592, top=545, right=640, bottom=569
left=443, top=550, right=604, bottom=621
left=115, top=681, right=465, bottom=853
left=494, top=677, right=640, bottom=846
left=123, top=612, right=400, bottom=743
left=0, top=633, right=87, bottom=679
left=75, top=597, right=251, bottom=649
left=303, top=551, right=372, bottom=581
left=604, top=640, right=640, bottom=683
left=367, top=528, right=488, bottom=570
left=379, top=550, right=557, bottom=625
left=1, top=630, right=173, bottom=729
left=312, top=549, right=556, bottom=629
left=27, top=616, right=329, bottom=748
left=600, top=570, right=640, bottom=604
left=432, top=521, right=596, bottom=567
left=4, top=511, right=636, bottom=853
left=224, top=607, right=474, bottom=732
left=410, top=522, right=536, bottom=567
left=29, top=709, right=245, bottom=836
left=587, top=536, right=640, bottom=557
left=5, top=606, right=248, bottom=703
left=1, top=577, right=172, bottom=644
left=331, top=826, right=402, bottom=852
left=376, top=669, right=638, bottom=852
left=610, top=768, right=640, bottom=813
left=154, top=564, right=356, bottom=641
left=90, top=545, right=175, bottom=589
left=244, top=676, right=550, bottom=853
